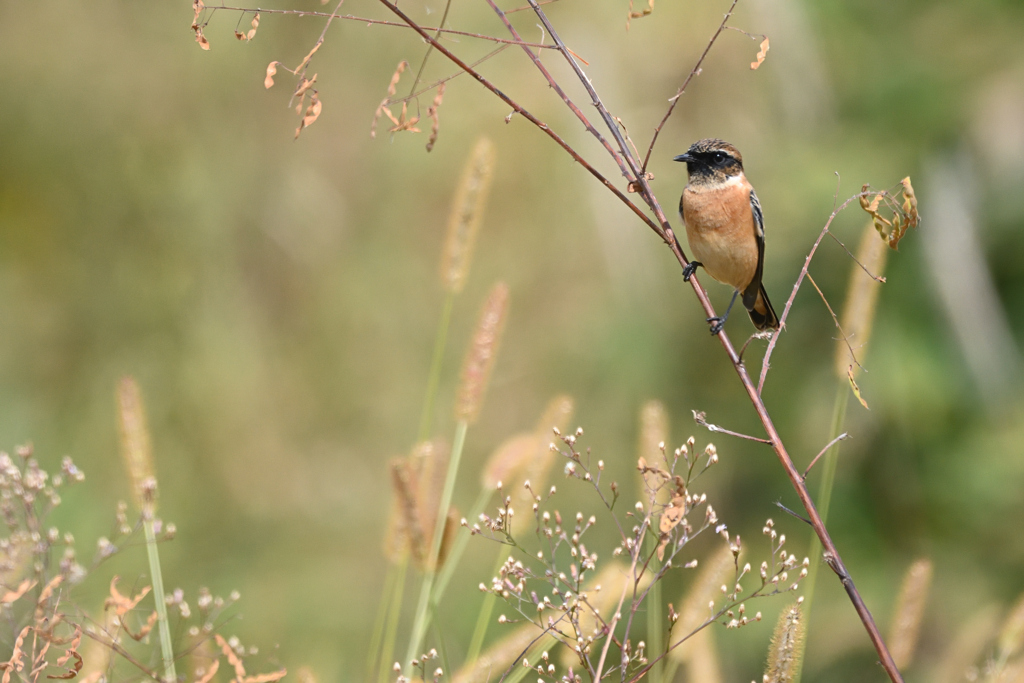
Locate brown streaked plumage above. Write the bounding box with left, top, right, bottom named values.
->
left=674, top=138, right=779, bottom=334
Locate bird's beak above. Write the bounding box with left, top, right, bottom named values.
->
left=673, top=153, right=694, bottom=163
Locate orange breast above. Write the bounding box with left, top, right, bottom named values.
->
left=681, top=183, right=759, bottom=292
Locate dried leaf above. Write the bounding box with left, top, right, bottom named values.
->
left=191, top=0, right=205, bottom=28
left=3, top=626, right=32, bottom=683
left=627, top=0, right=654, bottom=25
left=195, top=27, right=210, bottom=51
left=247, top=13, right=259, bottom=40
left=2, top=579, right=37, bottom=604
left=294, top=74, right=317, bottom=98
left=294, top=40, right=322, bottom=74
left=847, top=365, right=869, bottom=410
left=214, top=634, right=247, bottom=680
left=240, top=671, right=287, bottom=683
left=371, top=61, right=410, bottom=139
left=426, top=83, right=446, bottom=152
left=36, top=575, right=64, bottom=622
left=657, top=494, right=686, bottom=560
left=264, top=61, right=280, bottom=89
left=859, top=179, right=919, bottom=250
left=294, top=93, right=322, bottom=139
left=196, top=660, right=220, bottom=683
left=104, top=577, right=150, bottom=617
left=750, top=37, right=770, bottom=70
left=46, top=650, right=82, bottom=679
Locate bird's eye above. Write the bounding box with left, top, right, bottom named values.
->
left=712, top=151, right=726, bottom=164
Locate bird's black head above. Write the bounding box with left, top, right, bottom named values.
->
left=674, top=139, right=744, bottom=184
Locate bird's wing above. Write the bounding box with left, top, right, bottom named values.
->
left=742, top=187, right=766, bottom=309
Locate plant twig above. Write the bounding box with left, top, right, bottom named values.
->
left=693, top=409, right=774, bottom=444
left=803, top=432, right=849, bottom=481
left=640, top=0, right=739, bottom=173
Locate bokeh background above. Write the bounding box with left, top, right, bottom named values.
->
left=2, top=0, right=1024, bottom=680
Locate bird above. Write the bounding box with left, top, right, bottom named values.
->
left=674, top=138, right=779, bottom=335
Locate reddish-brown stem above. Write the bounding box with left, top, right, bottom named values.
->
left=804, top=432, right=849, bottom=480
left=375, top=0, right=661, bottom=240
left=365, top=2, right=902, bottom=679
left=641, top=0, right=740, bottom=173
left=482, top=0, right=637, bottom=189
left=201, top=6, right=559, bottom=48
left=757, top=192, right=869, bottom=395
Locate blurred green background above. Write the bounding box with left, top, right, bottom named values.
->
left=2, top=0, right=1024, bottom=680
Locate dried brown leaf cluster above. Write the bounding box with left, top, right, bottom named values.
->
left=234, top=13, right=260, bottom=42
left=191, top=0, right=210, bottom=50
left=750, top=37, right=770, bottom=70
left=860, top=177, right=920, bottom=249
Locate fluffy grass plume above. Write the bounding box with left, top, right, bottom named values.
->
left=442, top=137, right=496, bottom=293
left=670, top=544, right=736, bottom=662
left=764, top=602, right=805, bottom=683
left=454, top=282, right=508, bottom=424
left=998, top=592, right=1024, bottom=663
left=116, top=376, right=157, bottom=513
left=686, top=629, right=722, bottom=683
left=452, top=621, right=549, bottom=683
left=835, top=222, right=889, bottom=380
left=888, top=558, right=933, bottom=669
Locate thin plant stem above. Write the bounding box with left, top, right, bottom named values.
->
left=378, top=558, right=408, bottom=683
left=418, top=292, right=456, bottom=441
left=143, top=517, right=176, bottom=683
left=366, top=565, right=395, bottom=680
left=403, top=419, right=469, bottom=677
left=433, top=488, right=492, bottom=604
left=465, top=545, right=512, bottom=664
left=792, top=382, right=849, bottom=683
left=646, top=540, right=664, bottom=683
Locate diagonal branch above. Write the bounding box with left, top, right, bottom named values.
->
left=374, top=2, right=903, bottom=680
left=641, top=0, right=739, bottom=172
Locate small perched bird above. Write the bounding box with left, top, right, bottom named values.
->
left=674, top=139, right=779, bottom=335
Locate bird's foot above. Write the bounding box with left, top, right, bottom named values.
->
left=707, top=317, right=725, bottom=335
left=682, top=261, right=702, bottom=282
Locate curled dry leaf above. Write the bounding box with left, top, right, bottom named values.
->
left=371, top=61, right=410, bottom=138
left=750, top=37, right=770, bottom=70
left=214, top=634, right=247, bottom=679
left=426, top=83, right=446, bottom=152
left=295, top=40, right=321, bottom=74
left=241, top=671, right=288, bottom=683
left=847, top=366, right=870, bottom=410
left=235, top=13, right=260, bottom=41
left=1, top=579, right=37, bottom=604
left=294, top=74, right=317, bottom=99
left=2, top=626, right=32, bottom=683
left=104, top=577, right=150, bottom=617
left=264, top=61, right=279, bottom=89
left=859, top=178, right=919, bottom=249
left=294, top=93, right=322, bottom=139
left=35, top=575, right=64, bottom=622
left=191, top=0, right=205, bottom=28
left=196, top=28, right=210, bottom=50
left=197, top=660, right=220, bottom=683
left=658, top=494, right=687, bottom=560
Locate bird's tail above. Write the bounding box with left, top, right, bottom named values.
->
left=747, top=284, right=780, bottom=331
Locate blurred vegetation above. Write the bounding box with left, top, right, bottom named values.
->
left=2, top=0, right=1024, bottom=680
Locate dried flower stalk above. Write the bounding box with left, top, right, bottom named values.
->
left=116, top=376, right=157, bottom=514
left=441, top=138, right=496, bottom=293
left=888, top=558, right=933, bottom=669
left=454, top=282, right=508, bottom=424
left=765, top=602, right=804, bottom=683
